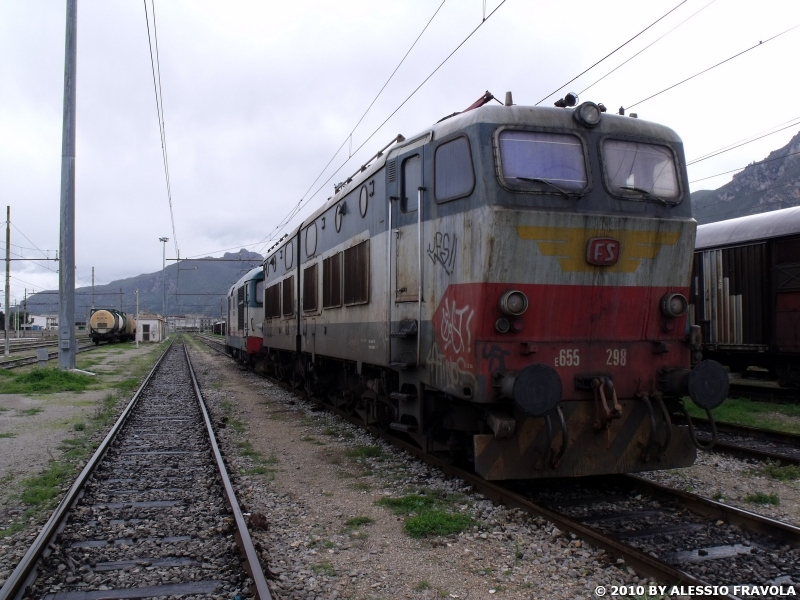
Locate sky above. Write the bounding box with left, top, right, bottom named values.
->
left=1, top=0, right=799, bottom=309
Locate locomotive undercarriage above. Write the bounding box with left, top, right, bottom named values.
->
left=235, top=346, right=701, bottom=479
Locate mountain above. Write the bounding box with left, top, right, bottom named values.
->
left=25, top=249, right=262, bottom=319
left=691, top=130, right=800, bottom=224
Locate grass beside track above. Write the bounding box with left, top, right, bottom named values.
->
left=685, top=396, right=800, bottom=434
left=0, top=368, right=93, bottom=394
left=376, top=491, right=474, bottom=538
left=0, top=337, right=173, bottom=539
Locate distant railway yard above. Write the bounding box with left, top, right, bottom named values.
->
left=1, top=334, right=796, bottom=599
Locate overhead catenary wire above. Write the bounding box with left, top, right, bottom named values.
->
left=689, top=149, right=800, bottom=184
left=687, top=119, right=800, bottom=166
left=255, top=0, right=459, bottom=256
left=143, top=0, right=179, bottom=260
left=294, top=0, right=448, bottom=212
left=578, top=0, right=717, bottom=96
left=535, top=0, right=690, bottom=106
left=625, top=23, right=800, bottom=110
left=257, top=0, right=510, bottom=256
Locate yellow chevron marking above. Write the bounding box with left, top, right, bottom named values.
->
left=516, top=226, right=681, bottom=273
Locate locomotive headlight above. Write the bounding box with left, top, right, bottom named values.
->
left=495, top=318, right=511, bottom=333
left=499, top=290, right=528, bottom=316
left=574, top=101, right=602, bottom=128
left=661, top=293, right=688, bottom=317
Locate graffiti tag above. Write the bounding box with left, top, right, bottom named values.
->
left=482, top=344, right=510, bottom=373
left=427, top=343, right=476, bottom=392
left=439, top=298, right=473, bottom=355
left=427, top=232, right=457, bottom=275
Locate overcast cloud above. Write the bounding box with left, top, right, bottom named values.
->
left=1, top=0, right=799, bottom=308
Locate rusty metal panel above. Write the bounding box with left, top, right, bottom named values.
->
left=302, top=264, right=318, bottom=312
left=344, top=240, right=369, bottom=305
left=323, top=252, right=342, bottom=308
left=282, top=276, right=294, bottom=317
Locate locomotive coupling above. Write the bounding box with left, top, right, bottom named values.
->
left=495, top=363, right=562, bottom=417
left=658, top=360, right=729, bottom=409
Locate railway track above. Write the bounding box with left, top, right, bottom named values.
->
left=192, top=334, right=799, bottom=600
left=0, top=344, right=99, bottom=370
left=729, top=381, right=799, bottom=405
left=0, top=339, right=271, bottom=600
left=692, top=418, right=800, bottom=466
left=0, top=338, right=91, bottom=354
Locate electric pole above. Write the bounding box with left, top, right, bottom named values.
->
left=159, top=237, right=169, bottom=319
left=5, top=206, right=10, bottom=357
left=135, top=289, right=139, bottom=348
left=58, top=0, right=78, bottom=370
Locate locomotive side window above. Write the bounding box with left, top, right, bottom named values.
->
left=323, top=252, right=343, bottom=308
left=255, top=280, right=264, bottom=307
left=402, top=155, right=421, bottom=213
left=344, top=240, right=369, bottom=305
left=435, top=136, right=474, bottom=202
left=602, top=140, right=679, bottom=200
left=282, top=276, right=295, bottom=317
left=302, top=264, right=318, bottom=312
left=498, top=131, right=587, bottom=192
left=265, top=283, right=281, bottom=318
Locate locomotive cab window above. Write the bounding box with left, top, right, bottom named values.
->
left=402, top=155, right=422, bottom=213
left=435, top=136, right=474, bottom=202
left=254, top=280, right=264, bottom=307
left=498, top=130, right=587, bottom=193
left=602, top=139, right=680, bottom=201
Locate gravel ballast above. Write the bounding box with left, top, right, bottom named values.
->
left=187, top=342, right=663, bottom=600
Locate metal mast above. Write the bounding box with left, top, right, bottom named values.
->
left=5, top=206, right=10, bottom=357
left=58, top=0, right=78, bottom=369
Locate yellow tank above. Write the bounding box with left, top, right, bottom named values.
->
left=90, top=309, right=119, bottom=334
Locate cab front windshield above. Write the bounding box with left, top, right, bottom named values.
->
left=498, top=130, right=587, bottom=192
left=603, top=139, right=679, bottom=201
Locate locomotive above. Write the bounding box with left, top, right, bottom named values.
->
left=691, top=206, right=800, bottom=386
left=89, top=308, right=136, bottom=345
left=227, top=93, right=728, bottom=479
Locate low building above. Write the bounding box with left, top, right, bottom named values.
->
left=136, top=314, right=166, bottom=343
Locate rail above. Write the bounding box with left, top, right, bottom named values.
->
left=0, top=340, right=175, bottom=600
left=184, top=343, right=272, bottom=599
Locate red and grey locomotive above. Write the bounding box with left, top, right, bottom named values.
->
left=228, top=94, right=728, bottom=479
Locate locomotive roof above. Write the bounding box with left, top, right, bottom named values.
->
left=695, top=206, right=800, bottom=249
left=268, top=103, right=684, bottom=261
left=229, top=266, right=263, bottom=296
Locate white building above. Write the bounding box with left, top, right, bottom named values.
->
left=136, top=314, right=167, bottom=343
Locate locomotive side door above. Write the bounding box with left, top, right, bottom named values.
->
left=389, top=150, right=425, bottom=367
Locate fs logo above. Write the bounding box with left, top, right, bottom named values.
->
left=586, top=237, right=620, bottom=266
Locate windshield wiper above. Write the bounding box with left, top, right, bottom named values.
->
left=514, top=177, right=583, bottom=200
left=618, top=185, right=678, bottom=206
